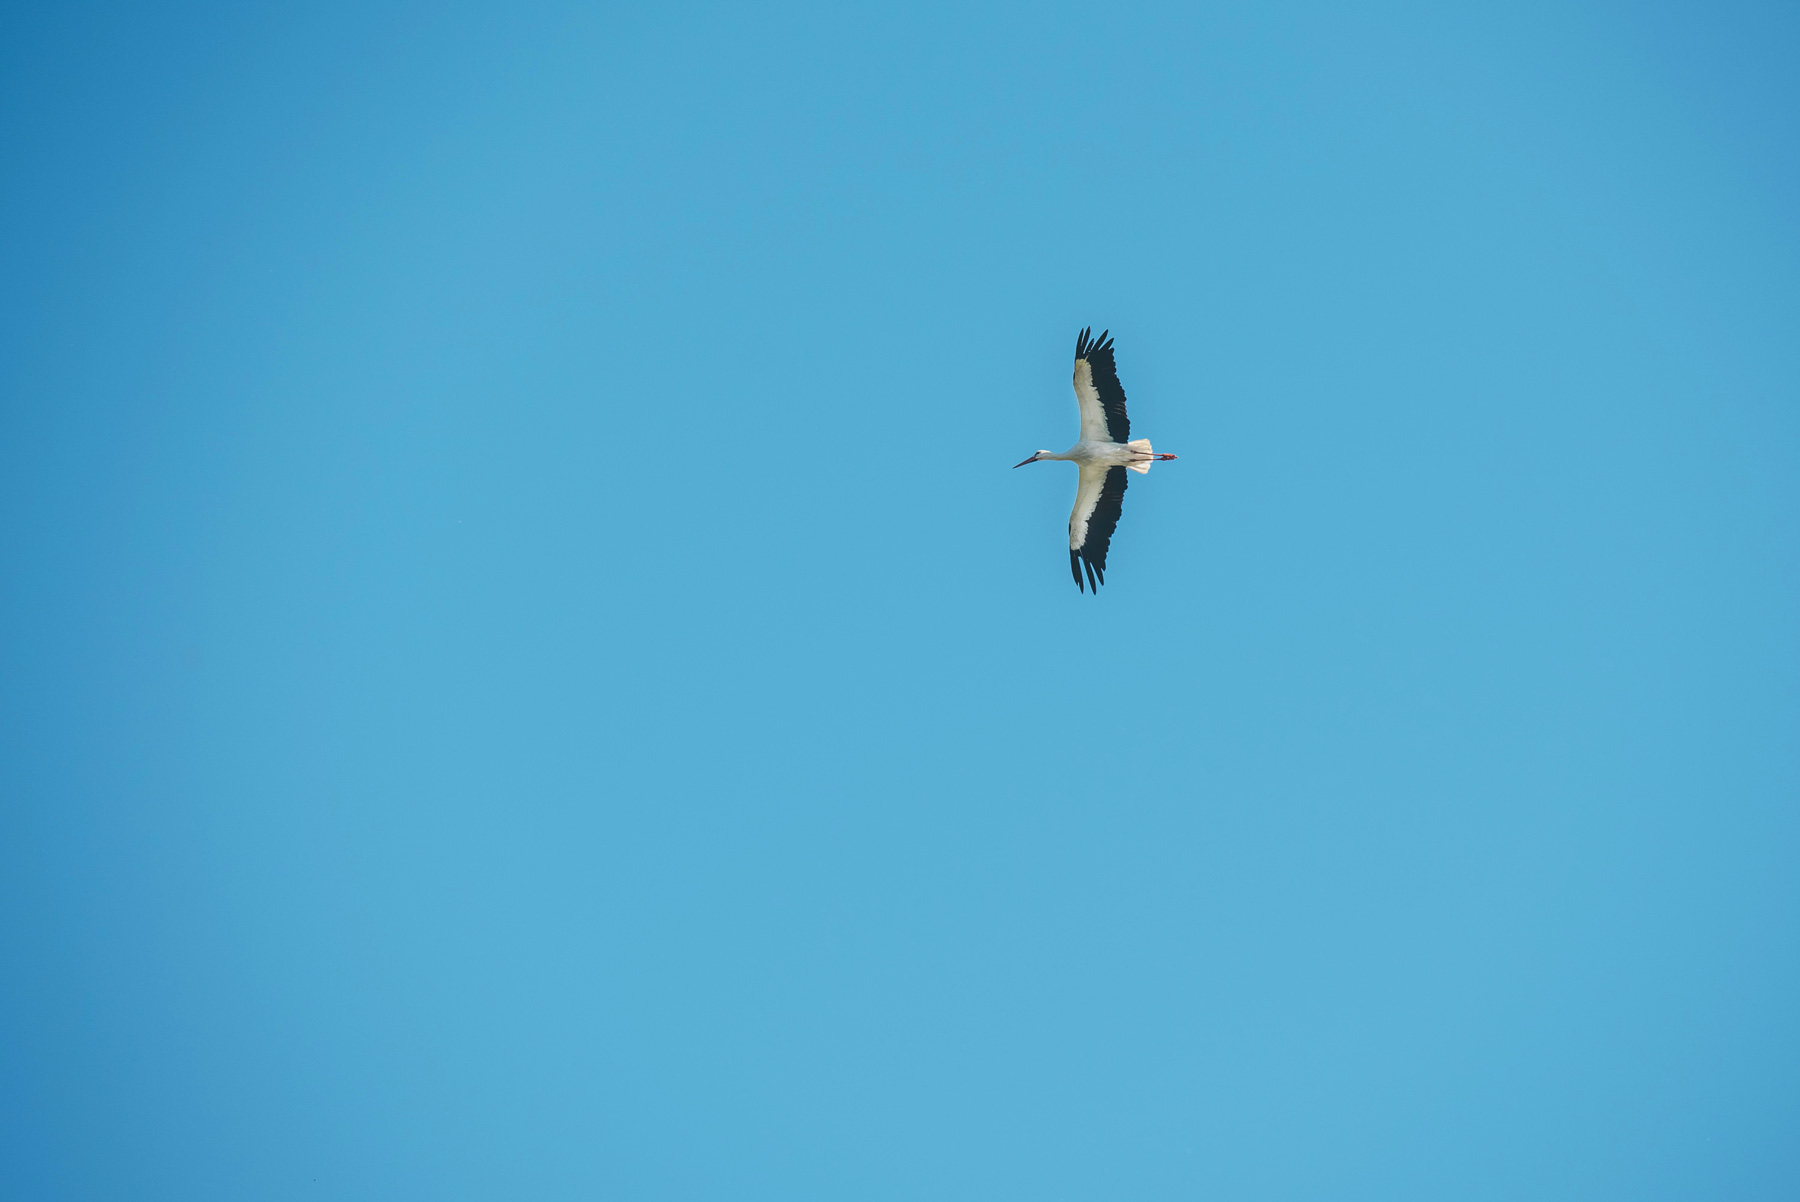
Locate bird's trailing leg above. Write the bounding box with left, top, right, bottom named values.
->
left=1125, top=445, right=1178, bottom=475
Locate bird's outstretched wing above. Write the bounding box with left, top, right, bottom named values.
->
left=1073, top=327, right=1130, bottom=444
left=1068, top=464, right=1128, bottom=592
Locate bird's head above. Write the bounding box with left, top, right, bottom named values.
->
left=1012, top=451, right=1052, bottom=468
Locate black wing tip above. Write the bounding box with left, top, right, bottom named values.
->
left=1070, top=550, right=1108, bottom=593
left=1075, top=326, right=1115, bottom=362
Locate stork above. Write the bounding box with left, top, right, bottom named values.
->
left=1014, top=328, right=1178, bottom=592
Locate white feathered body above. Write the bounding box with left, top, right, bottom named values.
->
left=1053, top=437, right=1162, bottom=474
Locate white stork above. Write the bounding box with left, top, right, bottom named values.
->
left=1014, top=328, right=1178, bottom=592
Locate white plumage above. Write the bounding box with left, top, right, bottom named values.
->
left=1014, top=328, right=1177, bottom=592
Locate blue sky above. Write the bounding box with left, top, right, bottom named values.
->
left=2, top=1, right=1797, bottom=1198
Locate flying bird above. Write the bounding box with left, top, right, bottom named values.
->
left=1014, top=328, right=1178, bottom=592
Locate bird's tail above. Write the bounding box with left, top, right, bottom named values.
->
left=1126, top=438, right=1156, bottom=474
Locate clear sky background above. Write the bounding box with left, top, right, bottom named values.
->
left=2, top=1, right=1797, bottom=1198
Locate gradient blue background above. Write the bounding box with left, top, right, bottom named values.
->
left=3, top=1, right=1798, bottom=1197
